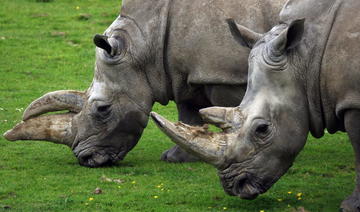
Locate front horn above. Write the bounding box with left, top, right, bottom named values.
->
left=3, top=113, right=75, bottom=147
left=23, top=90, right=85, bottom=121
left=150, top=112, right=228, bottom=167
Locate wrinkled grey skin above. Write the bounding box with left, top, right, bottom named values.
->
left=151, top=0, right=360, bottom=210
left=4, top=0, right=285, bottom=167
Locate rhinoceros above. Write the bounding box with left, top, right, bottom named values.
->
left=151, top=0, right=360, bottom=210
left=3, top=0, right=285, bottom=167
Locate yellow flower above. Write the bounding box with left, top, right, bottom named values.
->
left=156, top=185, right=162, bottom=188
left=131, top=181, right=136, bottom=184
left=88, top=197, right=94, bottom=201
left=208, top=206, right=212, bottom=209
left=287, top=191, right=292, bottom=194
left=223, top=207, right=227, bottom=210
left=118, top=186, right=121, bottom=189
left=260, top=210, right=265, bottom=212
left=297, top=197, right=302, bottom=200
left=277, top=199, right=283, bottom=202
left=153, top=195, right=159, bottom=199
left=161, top=188, right=164, bottom=191
left=296, top=192, right=302, bottom=197
left=76, top=6, right=80, bottom=10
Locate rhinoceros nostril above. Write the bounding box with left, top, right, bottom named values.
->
left=78, top=154, right=94, bottom=167
left=92, top=153, right=111, bottom=165
left=233, top=174, right=247, bottom=195
left=78, top=152, right=113, bottom=167
left=97, top=105, right=111, bottom=113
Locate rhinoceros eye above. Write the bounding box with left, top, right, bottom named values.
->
left=252, top=119, right=273, bottom=141
left=92, top=101, right=112, bottom=120
left=256, top=124, right=270, bottom=137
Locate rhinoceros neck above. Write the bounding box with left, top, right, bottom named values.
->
left=282, top=0, right=343, bottom=138
left=121, top=0, right=173, bottom=105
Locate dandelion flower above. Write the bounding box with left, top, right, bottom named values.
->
left=296, top=192, right=302, bottom=197
left=287, top=191, right=292, bottom=194
left=76, top=6, right=80, bottom=10
left=277, top=199, right=283, bottom=202
left=153, top=195, right=159, bottom=199
left=223, top=207, right=227, bottom=210
left=118, top=186, right=121, bottom=189
left=297, top=197, right=302, bottom=200
left=131, top=181, right=136, bottom=184
left=260, top=210, right=265, bottom=212
left=88, top=197, right=94, bottom=201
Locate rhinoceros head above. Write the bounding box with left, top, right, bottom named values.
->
left=3, top=7, right=171, bottom=167
left=151, top=19, right=310, bottom=199
left=70, top=17, right=154, bottom=167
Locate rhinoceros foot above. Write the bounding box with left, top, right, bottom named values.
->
left=340, top=191, right=360, bottom=212
left=161, top=145, right=199, bottom=163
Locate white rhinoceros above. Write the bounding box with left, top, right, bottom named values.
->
left=151, top=0, right=360, bottom=210
left=4, top=0, right=284, bottom=167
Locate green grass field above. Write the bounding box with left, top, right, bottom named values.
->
left=0, top=0, right=356, bottom=211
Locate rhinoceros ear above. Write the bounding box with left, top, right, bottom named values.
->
left=270, top=19, right=305, bottom=54
left=226, top=18, right=263, bottom=49
left=93, top=34, right=112, bottom=55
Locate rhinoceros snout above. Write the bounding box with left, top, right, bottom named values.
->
left=77, top=152, right=113, bottom=167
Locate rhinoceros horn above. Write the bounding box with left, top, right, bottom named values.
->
left=3, top=90, right=85, bottom=146
left=150, top=110, right=232, bottom=167
left=199, top=106, right=241, bottom=132
left=22, top=90, right=85, bottom=121
left=3, top=113, right=75, bottom=147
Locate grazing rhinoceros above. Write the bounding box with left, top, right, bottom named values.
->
left=151, top=0, right=360, bottom=210
left=3, top=0, right=285, bottom=167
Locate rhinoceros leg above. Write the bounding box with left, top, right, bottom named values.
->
left=160, top=103, right=203, bottom=162
left=341, top=110, right=360, bottom=212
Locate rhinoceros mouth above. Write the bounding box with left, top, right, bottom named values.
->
left=75, top=147, right=127, bottom=167
left=232, top=173, right=263, bottom=199
left=219, top=171, right=267, bottom=200
left=78, top=151, right=112, bottom=167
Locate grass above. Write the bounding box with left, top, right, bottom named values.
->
left=0, top=0, right=356, bottom=211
